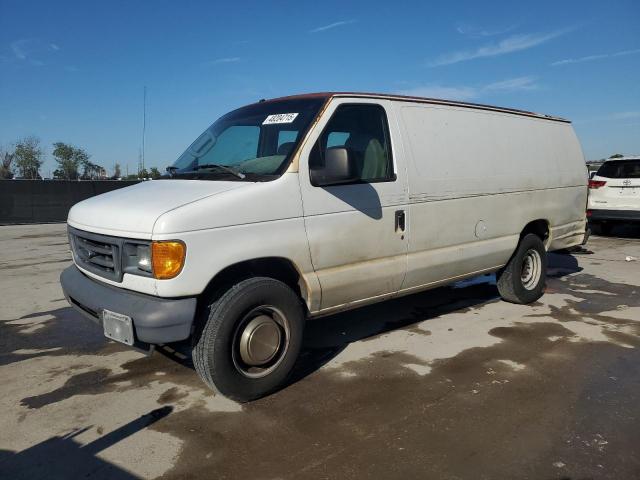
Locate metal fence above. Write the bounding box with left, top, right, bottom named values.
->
left=0, top=180, right=139, bottom=224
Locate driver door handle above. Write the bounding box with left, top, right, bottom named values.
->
left=395, top=210, right=405, bottom=233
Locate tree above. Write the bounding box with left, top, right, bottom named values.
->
left=113, top=162, right=122, bottom=179
left=52, top=142, right=97, bottom=179
left=80, top=160, right=104, bottom=180
left=0, top=145, right=15, bottom=179
left=52, top=142, right=79, bottom=179
left=138, top=168, right=149, bottom=179
left=77, top=151, right=93, bottom=178
left=14, top=136, right=43, bottom=179
left=149, top=167, right=161, bottom=179
left=609, top=153, right=624, bottom=159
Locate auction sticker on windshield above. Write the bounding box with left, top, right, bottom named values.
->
left=263, top=113, right=299, bottom=125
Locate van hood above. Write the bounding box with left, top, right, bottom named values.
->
left=68, top=180, right=248, bottom=238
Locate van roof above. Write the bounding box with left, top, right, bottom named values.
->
left=258, top=92, right=571, bottom=123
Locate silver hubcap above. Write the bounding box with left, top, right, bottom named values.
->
left=239, top=315, right=281, bottom=366
left=521, top=249, right=542, bottom=290
left=233, top=306, right=289, bottom=378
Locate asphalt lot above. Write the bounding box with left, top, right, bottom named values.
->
left=1, top=223, right=639, bottom=480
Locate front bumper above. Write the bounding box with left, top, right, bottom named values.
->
left=60, top=265, right=197, bottom=344
left=588, top=209, right=640, bottom=223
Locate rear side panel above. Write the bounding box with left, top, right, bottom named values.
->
left=394, top=101, right=587, bottom=291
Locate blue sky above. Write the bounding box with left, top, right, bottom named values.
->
left=1, top=0, right=639, bottom=176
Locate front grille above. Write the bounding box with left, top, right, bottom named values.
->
left=69, top=227, right=123, bottom=282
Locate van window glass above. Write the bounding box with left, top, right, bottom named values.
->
left=201, top=126, right=259, bottom=166
left=277, top=130, right=299, bottom=156
left=597, top=160, right=640, bottom=179
left=168, top=97, right=325, bottom=181
left=327, top=132, right=350, bottom=148
left=311, top=104, right=393, bottom=183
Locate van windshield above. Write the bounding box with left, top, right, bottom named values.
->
left=165, top=98, right=326, bottom=181
left=597, top=160, right=640, bottom=179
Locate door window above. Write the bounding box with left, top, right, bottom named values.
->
left=310, top=104, right=394, bottom=184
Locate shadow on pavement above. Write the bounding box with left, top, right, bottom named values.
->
left=0, top=306, right=112, bottom=366
left=0, top=406, right=172, bottom=480
left=289, top=252, right=582, bottom=384
left=590, top=222, right=640, bottom=239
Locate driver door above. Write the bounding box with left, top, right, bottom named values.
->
left=298, top=99, right=408, bottom=312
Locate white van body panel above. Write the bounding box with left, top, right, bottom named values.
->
left=395, top=103, right=587, bottom=290
left=151, top=173, right=320, bottom=305
left=68, top=179, right=247, bottom=237
left=64, top=93, right=588, bottom=320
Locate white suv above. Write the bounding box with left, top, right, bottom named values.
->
left=588, top=156, right=640, bottom=234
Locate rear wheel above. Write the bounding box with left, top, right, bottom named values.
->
left=193, top=277, right=305, bottom=402
left=497, top=233, right=547, bottom=304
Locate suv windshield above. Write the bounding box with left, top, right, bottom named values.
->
left=166, top=97, right=326, bottom=181
left=597, top=160, right=640, bottom=179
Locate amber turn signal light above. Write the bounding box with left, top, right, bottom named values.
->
left=151, top=241, right=186, bottom=279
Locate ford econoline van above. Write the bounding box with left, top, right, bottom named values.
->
left=61, top=92, right=588, bottom=401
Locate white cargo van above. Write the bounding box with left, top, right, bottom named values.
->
left=61, top=92, right=588, bottom=401
left=587, top=156, right=640, bottom=234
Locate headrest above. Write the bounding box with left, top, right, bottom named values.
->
left=277, top=142, right=295, bottom=156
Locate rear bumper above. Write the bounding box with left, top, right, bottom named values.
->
left=588, top=209, right=640, bottom=222
left=60, top=265, right=197, bottom=344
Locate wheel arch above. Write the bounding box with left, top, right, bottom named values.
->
left=520, top=219, right=551, bottom=249
left=197, top=257, right=311, bottom=316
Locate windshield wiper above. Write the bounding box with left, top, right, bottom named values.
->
left=194, top=164, right=246, bottom=179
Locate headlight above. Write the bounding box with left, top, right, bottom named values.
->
left=122, top=240, right=185, bottom=279
left=136, top=245, right=152, bottom=272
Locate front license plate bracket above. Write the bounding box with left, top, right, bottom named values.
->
left=102, top=309, right=135, bottom=346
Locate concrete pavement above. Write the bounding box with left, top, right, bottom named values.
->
left=1, top=223, right=639, bottom=479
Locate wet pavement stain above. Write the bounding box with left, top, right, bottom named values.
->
left=0, top=306, right=120, bottom=366
left=157, top=387, right=190, bottom=405
left=526, top=273, right=640, bottom=335
left=146, top=321, right=640, bottom=480
left=20, top=353, right=206, bottom=410
left=21, top=369, right=112, bottom=409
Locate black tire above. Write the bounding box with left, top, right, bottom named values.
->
left=496, top=233, right=547, bottom=304
left=192, top=277, right=305, bottom=402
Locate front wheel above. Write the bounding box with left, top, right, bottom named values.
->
left=192, top=277, right=305, bottom=402
left=496, top=233, right=547, bottom=304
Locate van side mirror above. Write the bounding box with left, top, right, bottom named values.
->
left=310, top=147, right=358, bottom=186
